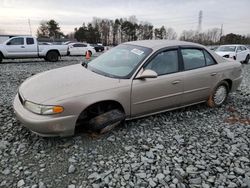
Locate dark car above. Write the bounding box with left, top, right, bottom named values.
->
left=90, top=44, right=104, bottom=52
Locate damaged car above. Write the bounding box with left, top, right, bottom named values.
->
left=13, top=40, right=243, bottom=137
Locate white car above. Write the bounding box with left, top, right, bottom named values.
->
left=215, top=45, right=250, bottom=64
left=68, top=43, right=96, bottom=56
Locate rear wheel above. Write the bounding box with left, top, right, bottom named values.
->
left=207, top=81, right=229, bottom=107
left=46, top=51, right=59, bottom=62
left=244, top=55, right=249, bottom=64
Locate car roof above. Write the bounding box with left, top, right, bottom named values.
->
left=124, top=40, right=204, bottom=51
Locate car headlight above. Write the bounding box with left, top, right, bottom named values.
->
left=24, top=101, right=64, bottom=115
left=223, top=54, right=229, bottom=58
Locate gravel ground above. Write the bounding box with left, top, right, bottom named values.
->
left=0, top=56, right=249, bottom=188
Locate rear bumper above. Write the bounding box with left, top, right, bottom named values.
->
left=231, top=76, right=243, bottom=92
left=13, top=95, right=77, bottom=137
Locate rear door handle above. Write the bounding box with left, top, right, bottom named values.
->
left=172, top=80, right=181, bottom=85
left=21, top=46, right=25, bottom=48
left=211, top=73, right=217, bottom=76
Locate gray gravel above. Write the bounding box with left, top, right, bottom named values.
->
left=0, top=56, right=249, bottom=188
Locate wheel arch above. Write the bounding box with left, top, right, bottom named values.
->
left=74, top=99, right=126, bottom=131
left=80, top=100, right=125, bottom=114
left=46, top=49, right=60, bottom=57
left=0, top=51, right=4, bottom=58
left=223, top=78, right=232, bottom=92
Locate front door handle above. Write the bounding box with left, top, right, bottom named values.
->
left=172, top=80, right=181, bottom=85
left=21, top=46, right=25, bottom=48
left=211, top=73, right=217, bottom=76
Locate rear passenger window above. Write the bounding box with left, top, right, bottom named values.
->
left=145, top=50, right=178, bottom=76
left=204, top=51, right=216, bottom=66
left=26, top=38, right=34, bottom=45
left=73, top=44, right=87, bottom=47
left=182, top=49, right=206, bottom=70
left=241, top=46, right=246, bottom=51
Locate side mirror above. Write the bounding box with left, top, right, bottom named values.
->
left=6, top=42, right=11, bottom=45
left=136, top=69, right=158, bottom=79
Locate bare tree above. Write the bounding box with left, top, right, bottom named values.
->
left=165, top=28, right=177, bottom=40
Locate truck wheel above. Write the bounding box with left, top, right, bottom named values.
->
left=244, top=55, right=249, bottom=64
left=207, top=81, right=229, bottom=107
left=46, top=51, right=59, bottom=62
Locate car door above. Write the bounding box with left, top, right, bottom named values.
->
left=131, top=49, right=184, bottom=117
left=24, top=37, right=38, bottom=57
left=240, top=46, right=248, bottom=61
left=4, top=37, right=26, bottom=58
left=69, top=44, right=78, bottom=55
left=81, top=43, right=88, bottom=55
left=236, top=46, right=245, bottom=62
left=181, top=48, right=216, bottom=105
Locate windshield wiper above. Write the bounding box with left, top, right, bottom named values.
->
left=81, top=61, right=88, bottom=68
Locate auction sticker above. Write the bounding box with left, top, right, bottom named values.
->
left=131, top=48, right=144, bottom=56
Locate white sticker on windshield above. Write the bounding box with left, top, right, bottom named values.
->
left=131, top=48, right=144, bottom=56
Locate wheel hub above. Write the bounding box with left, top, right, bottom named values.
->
left=214, top=86, right=227, bottom=105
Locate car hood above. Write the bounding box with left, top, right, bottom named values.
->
left=19, top=64, right=124, bottom=104
left=215, top=51, right=235, bottom=57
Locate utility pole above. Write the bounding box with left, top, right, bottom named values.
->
left=219, top=24, right=223, bottom=44
left=28, top=19, right=32, bottom=36
left=197, top=10, right=203, bottom=33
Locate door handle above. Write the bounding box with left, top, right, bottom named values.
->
left=211, top=73, right=217, bottom=76
left=21, top=46, right=25, bottom=48
left=172, top=80, right=180, bottom=85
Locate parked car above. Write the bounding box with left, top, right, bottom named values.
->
left=207, top=45, right=218, bottom=51
left=13, top=40, right=242, bottom=137
left=68, top=42, right=96, bottom=56
left=215, top=44, right=250, bottom=64
left=0, top=36, right=68, bottom=62
left=90, top=44, right=105, bottom=52
left=63, top=41, right=74, bottom=45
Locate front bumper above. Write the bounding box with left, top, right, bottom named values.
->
left=13, top=94, right=77, bottom=137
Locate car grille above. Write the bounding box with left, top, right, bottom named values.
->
left=18, top=92, right=24, bottom=105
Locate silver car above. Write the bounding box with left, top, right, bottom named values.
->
left=13, top=40, right=243, bottom=137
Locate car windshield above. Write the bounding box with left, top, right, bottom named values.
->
left=216, top=46, right=236, bottom=52
left=88, top=44, right=152, bottom=78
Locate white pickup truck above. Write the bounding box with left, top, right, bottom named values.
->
left=0, top=36, right=69, bottom=62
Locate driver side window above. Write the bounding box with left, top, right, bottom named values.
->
left=145, top=50, right=179, bottom=76
left=8, top=38, right=24, bottom=45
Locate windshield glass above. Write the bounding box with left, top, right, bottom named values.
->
left=88, top=44, right=152, bottom=78
left=216, top=46, right=236, bottom=52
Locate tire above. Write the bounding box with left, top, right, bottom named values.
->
left=0, top=54, right=2, bottom=63
left=46, top=51, right=59, bottom=62
left=75, top=103, right=125, bottom=134
left=244, top=55, right=249, bottom=64
left=207, top=81, right=229, bottom=107
left=88, top=109, right=125, bottom=133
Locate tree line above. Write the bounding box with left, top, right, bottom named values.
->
left=37, top=17, right=250, bottom=45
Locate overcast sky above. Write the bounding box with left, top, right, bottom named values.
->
left=0, top=0, right=250, bottom=37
